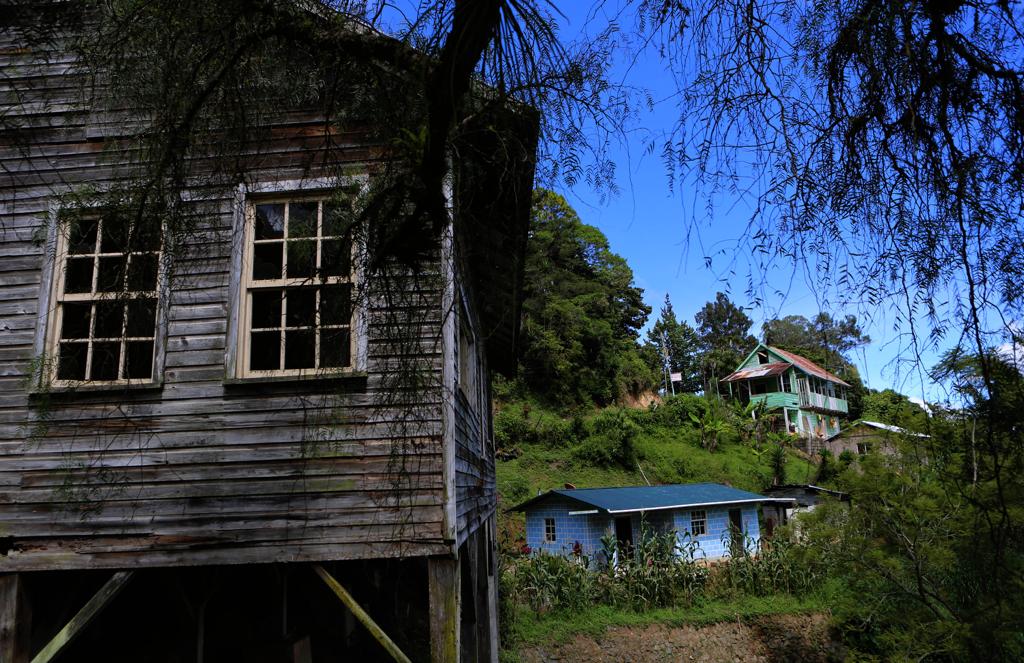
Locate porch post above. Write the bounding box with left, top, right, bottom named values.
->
left=428, top=557, right=460, bottom=663
left=0, top=574, right=31, bottom=663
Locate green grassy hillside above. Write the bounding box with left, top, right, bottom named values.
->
left=495, top=394, right=818, bottom=530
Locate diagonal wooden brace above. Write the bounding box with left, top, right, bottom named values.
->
left=311, top=564, right=412, bottom=663
left=31, top=571, right=134, bottom=663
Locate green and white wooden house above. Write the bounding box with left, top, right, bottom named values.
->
left=721, top=344, right=850, bottom=445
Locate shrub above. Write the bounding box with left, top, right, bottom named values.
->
left=534, top=415, right=576, bottom=448
left=495, top=405, right=578, bottom=451
left=495, top=406, right=530, bottom=451
left=501, top=475, right=531, bottom=506
left=767, top=443, right=788, bottom=487
left=650, top=393, right=706, bottom=427
left=573, top=409, right=639, bottom=468
left=815, top=449, right=838, bottom=483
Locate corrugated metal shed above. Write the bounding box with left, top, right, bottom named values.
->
left=511, top=483, right=793, bottom=514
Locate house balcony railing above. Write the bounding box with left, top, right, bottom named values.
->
left=797, top=390, right=848, bottom=414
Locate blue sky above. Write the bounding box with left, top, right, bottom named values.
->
left=548, top=2, right=941, bottom=403
left=376, top=1, right=943, bottom=403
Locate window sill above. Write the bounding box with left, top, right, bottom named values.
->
left=29, top=379, right=164, bottom=399
left=223, top=371, right=368, bottom=392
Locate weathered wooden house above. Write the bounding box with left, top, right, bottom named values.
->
left=512, top=484, right=793, bottom=564
left=721, top=344, right=851, bottom=450
left=0, top=7, right=535, bottom=663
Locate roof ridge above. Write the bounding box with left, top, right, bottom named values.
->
left=560, top=481, right=718, bottom=491
left=766, top=345, right=851, bottom=387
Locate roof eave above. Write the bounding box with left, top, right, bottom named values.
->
left=507, top=489, right=604, bottom=513
left=603, top=497, right=796, bottom=515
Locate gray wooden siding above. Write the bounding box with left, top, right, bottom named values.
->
left=0, top=31, right=460, bottom=570
left=452, top=266, right=496, bottom=547
left=454, top=388, right=495, bottom=546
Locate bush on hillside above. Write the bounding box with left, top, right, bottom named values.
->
left=649, top=393, right=706, bottom=427
left=495, top=404, right=580, bottom=451
left=573, top=408, right=640, bottom=468
left=501, top=475, right=531, bottom=505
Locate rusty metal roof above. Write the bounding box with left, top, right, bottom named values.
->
left=767, top=346, right=851, bottom=387
left=721, top=362, right=790, bottom=383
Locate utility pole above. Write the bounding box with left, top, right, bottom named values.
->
left=661, top=329, right=675, bottom=396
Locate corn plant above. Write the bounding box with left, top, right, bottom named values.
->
left=508, top=552, right=594, bottom=613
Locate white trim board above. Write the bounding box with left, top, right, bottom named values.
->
left=602, top=497, right=797, bottom=515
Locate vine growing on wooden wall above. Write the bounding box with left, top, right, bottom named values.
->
left=6, top=1, right=538, bottom=549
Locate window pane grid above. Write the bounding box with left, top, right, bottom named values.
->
left=53, top=216, right=160, bottom=384
left=690, top=510, right=707, bottom=536
left=245, top=199, right=354, bottom=375
left=251, top=201, right=351, bottom=285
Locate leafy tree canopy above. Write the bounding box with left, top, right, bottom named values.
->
left=815, top=353, right=1024, bottom=659
left=859, top=389, right=929, bottom=432
left=516, top=189, right=655, bottom=407
left=694, top=292, right=757, bottom=383
left=762, top=314, right=868, bottom=375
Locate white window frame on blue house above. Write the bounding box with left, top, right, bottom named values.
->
left=544, top=518, right=556, bottom=543
left=690, top=510, right=707, bottom=536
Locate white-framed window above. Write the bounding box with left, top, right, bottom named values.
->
left=46, top=213, right=161, bottom=384
left=544, top=517, right=556, bottom=543
left=780, top=371, right=791, bottom=393
left=236, top=197, right=355, bottom=377
left=456, top=292, right=490, bottom=454
left=458, top=314, right=477, bottom=405
left=690, top=510, right=707, bottom=536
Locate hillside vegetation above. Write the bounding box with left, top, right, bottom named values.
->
left=495, top=394, right=816, bottom=512
left=491, top=191, right=1024, bottom=662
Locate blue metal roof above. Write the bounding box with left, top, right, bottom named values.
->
left=511, top=483, right=793, bottom=514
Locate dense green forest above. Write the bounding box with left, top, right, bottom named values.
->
left=497, top=192, right=1023, bottom=662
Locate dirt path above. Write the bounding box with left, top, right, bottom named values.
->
left=517, top=614, right=842, bottom=663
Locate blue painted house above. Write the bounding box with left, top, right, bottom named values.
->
left=512, top=483, right=794, bottom=563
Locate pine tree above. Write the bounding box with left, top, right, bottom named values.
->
left=645, top=294, right=701, bottom=393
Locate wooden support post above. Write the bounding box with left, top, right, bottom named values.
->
left=30, top=571, right=133, bottom=663
left=311, top=564, right=411, bottom=663
left=484, top=519, right=499, bottom=663
left=291, top=636, right=312, bottom=663
left=0, top=574, right=31, bottom=663
left=428, top=557, right=460, bottom=663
